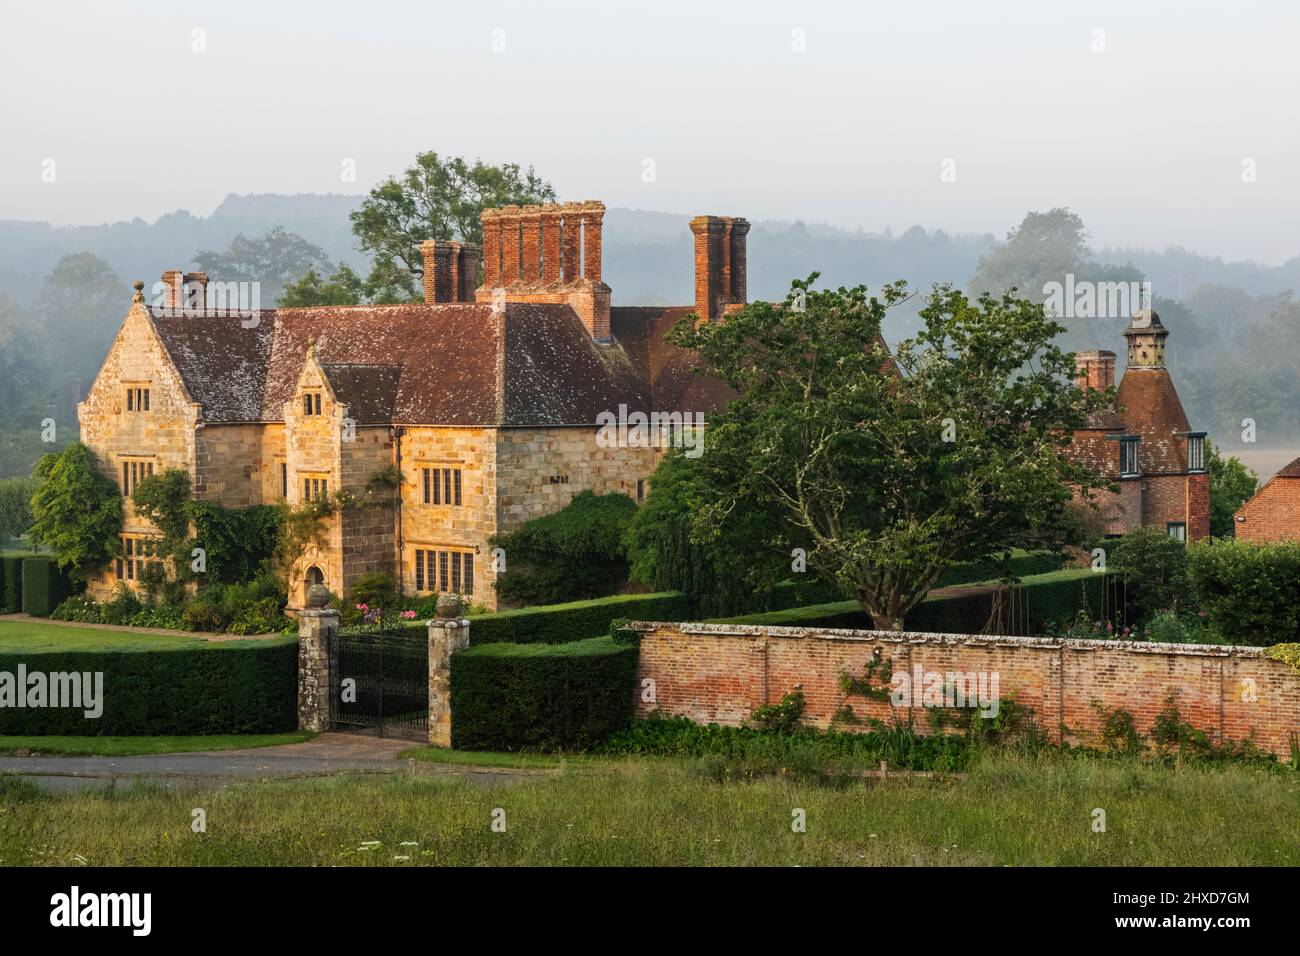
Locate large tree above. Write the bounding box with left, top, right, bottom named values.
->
left=194, top=227, right=333, bottom=306
left=969, top=207, right=1146, bottom=353
left=348, top=152, right=556, bottom=301
left=665, top=276, right=1113, bottom=630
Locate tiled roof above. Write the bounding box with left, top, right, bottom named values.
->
left=611, top=306, right=736, bottom=413
left=1114, top=367, right=1192, bottom=475
left=148, top=302, right=695, bottom=427
left=320, top=363, right=401, bottom=425
left=1275, top=456, right=1300, bottom=479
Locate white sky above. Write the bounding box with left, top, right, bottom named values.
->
left=2, top=0, right=1298, bottom=262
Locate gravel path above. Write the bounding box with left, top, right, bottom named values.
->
left=0, top=733, right=549, bottom=792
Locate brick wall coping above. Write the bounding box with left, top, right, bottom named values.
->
left=624, top=621, right=1273, bottom=660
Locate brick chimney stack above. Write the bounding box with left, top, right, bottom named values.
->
left=420, top=240, right=482, bottom=303
left=1075, top=350, right=1116, bottom=390
left=477, top=201, right=610, bottom=342
left=690, top=215, right=750, bottom=323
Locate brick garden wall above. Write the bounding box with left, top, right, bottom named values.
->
left=629, top=622, right=1300, bottom=758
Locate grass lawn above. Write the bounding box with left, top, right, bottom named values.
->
left=0, top=732, right=314, bottom=756
left=0, top=751, right=1295, bottom=866
left=399, top=746, right=568, bottom=769
left=0, top=619, right=285, bottom=652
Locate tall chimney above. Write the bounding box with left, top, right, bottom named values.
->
left=690, top=215, right=748, bottom=323
left=457, top=244, right=481, bottom=301
left=183, top=272, right=208, bottom=313
left=421, top=240, right=481, bottom=303
left=161, top=270, right=184, bottom=312
left=1075, top=350, right=1116, bottom=390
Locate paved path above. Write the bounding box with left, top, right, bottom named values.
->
left=0, top=733, right=550, bottom=792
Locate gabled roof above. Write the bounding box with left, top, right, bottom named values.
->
left=320, top=363, right=401, bottom=425
left=148, top=302, right=671, bottom=427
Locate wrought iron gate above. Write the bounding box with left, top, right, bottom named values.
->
left=329, top=630, right=429, bottom=739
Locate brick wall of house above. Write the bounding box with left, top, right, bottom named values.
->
left=78, top=299, right=201, bottom=600
left=629, top=622, right=1300, bottom=758
left=1235, top=476, right=1300, bottom=543
left=1143, top=474, right=1194, bottom=533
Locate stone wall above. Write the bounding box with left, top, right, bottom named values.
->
left=195, top=423, right=264, bottom=507
left=78, top=297, right=201, bottom=601
left=495, top=426, right=661, bottom=535
left=398, top=425, right=497, bottom=608
left=629, top=622, right=1300, bottom=758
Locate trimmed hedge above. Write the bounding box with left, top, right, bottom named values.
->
left=714, top=569, right=1112, bottom=633
left=399, top=551, right=1068, bottom=646
left=0, top=638, right=298, bottom=735
left=450, top=635, right=639, bottom=751
left=19, top=555, right=72, bottom=617
left=0, top=555, right=26, bottom=613
left=456, top=592, right=693, bottom=646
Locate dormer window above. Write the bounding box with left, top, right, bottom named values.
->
left=1187, top=433, right=1206, bottom=473
left=303, top=392, right=322, bottom=416
left=1119, top=436, right=1140, bottom=477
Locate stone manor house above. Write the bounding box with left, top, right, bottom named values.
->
left=79, top=202, right=740, bottom=609
left=78, top=199, right=1208, bottom=610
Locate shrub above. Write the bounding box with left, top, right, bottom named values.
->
left=492, top=490, right=637, bottom=606
left=182, top=600, right=226, bottom=633
left=1107, top=527, right=1192, bottom=620
left=51, top=595, right=101, bottom=623
left=0, top=554, right=23, bottom=613
left=347, top=571, right=398, bottom=614
left=0, top=639, right=298, bottom=735
left=19, top=555, right=73, bottom=617
left=1187, top=539, right=1300, bottom=646
left=100, top=585, right=143, bottom=625
left=450, top=636, right=639, bottom=751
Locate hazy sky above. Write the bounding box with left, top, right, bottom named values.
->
left=3, top=0, right=1298, bottom=262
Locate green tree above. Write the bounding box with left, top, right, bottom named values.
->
left=279, top=264, right=366, bottom=308
left=349, top=152, right=556, bottom=301
left=31, top=253, right=128, bottom=394
left=0, top=477, right=36, bottom=543
left=625, top=450, right=791, bottom=616
left=194, top=227, right=333, bottom=305
left=969, top=207, right=1146, bottom=353
left=666, top=275, right=1113, bottom=630
left=1207, top=441, right=1258, bottom=538
left=27, top=443, right=122, bottom=582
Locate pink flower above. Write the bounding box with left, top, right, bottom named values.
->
left=356, top=603, right=368, bottom=612
left=401, top=610, right=417, bottom=620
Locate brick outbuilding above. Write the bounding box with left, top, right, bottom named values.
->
left=1232, top=456, right=1300, bottom=542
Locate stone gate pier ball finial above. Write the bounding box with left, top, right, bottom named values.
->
left=436, top=593, right=463, bottom=619
left=306, top=583, right=331, bottom=609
